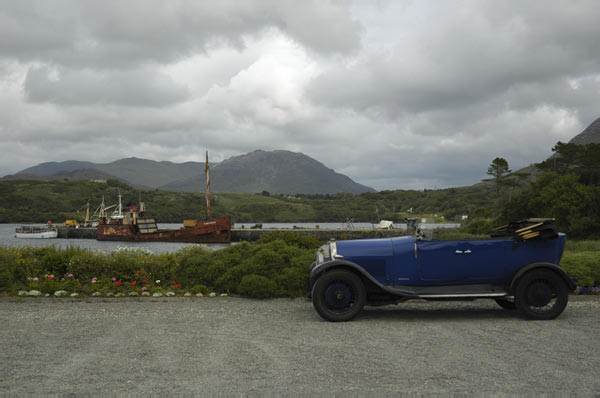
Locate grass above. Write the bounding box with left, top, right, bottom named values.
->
left=565, top=240, right=600, bottom=252
left=561, top=240, right=600, bottom=287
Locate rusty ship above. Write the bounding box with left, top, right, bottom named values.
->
left=97, top=151, right=231, bottom=243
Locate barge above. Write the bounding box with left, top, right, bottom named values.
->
left=97, top=216, right=231, bottom=243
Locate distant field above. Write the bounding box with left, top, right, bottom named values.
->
left=565, top=240, right=600, bottom=252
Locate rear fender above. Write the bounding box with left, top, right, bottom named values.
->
left=508, top=262, right=576, bottom=293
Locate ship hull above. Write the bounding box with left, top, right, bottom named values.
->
left=15, top=231, right=58, bottom=239
left=97, top=217, right=231, bottom=243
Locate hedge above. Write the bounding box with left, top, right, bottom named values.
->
left=0, top=232, right=319, bottom=299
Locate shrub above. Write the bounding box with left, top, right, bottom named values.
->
left=238, top=274, right=279, bottom=298
left=177, top=247, right=213, bottom=287
left=202, top=259, right=229, bottom=287
left=246, top=248, right=285, bottom=276
left=274, top=267, right=308, bottom=297
left=460, top=218, right=496, bottom=235
left=214, top=264, right=250, bottom=293
left=0, top=250, right=20, bottom=291
left=258, top=231, right=321, bottom=249
left=189, top=285, right=209, bottom=295
left=68, top=251, right=106, bottom=281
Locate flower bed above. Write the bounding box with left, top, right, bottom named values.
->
left=0, top=232, right=319, bottom=299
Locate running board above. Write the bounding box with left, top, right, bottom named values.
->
left=417, top=292, right=507, bottom=298
left=384, top=284, right=508, bottom=298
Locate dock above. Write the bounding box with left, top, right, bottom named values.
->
left=56, top=227, right=97, bottom=239
left=56, top=227, right=407, bottom=242
left=231, top=228, right=407, bottom=242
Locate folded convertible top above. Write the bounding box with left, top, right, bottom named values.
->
left=490, top=218, right=558, bottom=241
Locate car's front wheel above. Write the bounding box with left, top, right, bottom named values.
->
left=312, top=270, right=366, bottom=322
left=514, top=270, right=569, bottom=320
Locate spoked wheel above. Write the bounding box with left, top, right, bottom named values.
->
left=495, top=298, right=516, bottom=310
left=312, top=270, right=366, bottom=322
left=514, top=270, right=569, bottom=320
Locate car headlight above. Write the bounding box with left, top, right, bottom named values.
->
left=330, top=241, right=343, bottom=260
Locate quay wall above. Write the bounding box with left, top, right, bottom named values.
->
left=55, top=227, right=407, bottom=242
left=231, top=229, right=407, bottom=242
left=56, top=228, right=97, bottom=239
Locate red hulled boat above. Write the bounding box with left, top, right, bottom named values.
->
left=97, top=151, right=231, bottom=243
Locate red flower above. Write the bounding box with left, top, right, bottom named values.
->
left=132, top=281, right=137, bottom=286
left=142, top=280, right=147, bottom=284
left=116, top=280, right=122, bottom=287
left=174, top=284, right=180, bottom=289
left=171, top=280, right=176, bottom=285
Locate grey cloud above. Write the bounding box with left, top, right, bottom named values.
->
left=309, top=0, right=600, bottom=119
left=24, top=66, right=189, bottom=107
left=0, top=0, right=360, bottom=68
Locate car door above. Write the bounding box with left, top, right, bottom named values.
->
left=416, top=239, right=510, bottom=284
left=458, top=239, right=511, bottom=283
left=416, top=240, right=466, bottom=284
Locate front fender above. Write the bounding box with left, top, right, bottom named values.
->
left=508, top=262, right=576, bottom=293
left=308, top=260, right=416, bottom=298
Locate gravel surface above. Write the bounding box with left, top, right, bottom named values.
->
left=1, top=296, right=599, bottom=395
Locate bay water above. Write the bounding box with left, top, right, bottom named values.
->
left=1, top=222, right=460, bottom=253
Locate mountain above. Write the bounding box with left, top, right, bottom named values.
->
left=11, top=157, right=203, bottom=188
left=161, top=150, right=375, bottom=194
left=2, top=168, right=119, bottom=183
left=92, top=158, right=203, bottom=188
left=9, top=150, right=375, bottom=194
left=18, top=160, right=96, bottom=176
left=569, top=117, right=600, bottom=145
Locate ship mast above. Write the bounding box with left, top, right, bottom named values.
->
left=85, top=199, right=91, bottom=224
left=112, top=189, right=123, bottom=219
left=205, top=150, right=211, bottom=219
left=99, top=196, right=107, bottom=218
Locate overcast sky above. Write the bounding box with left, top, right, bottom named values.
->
left=1, top=0, right=599, bottom=190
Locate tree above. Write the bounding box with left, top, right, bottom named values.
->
left=487, top=157, right=511, bottom=179
left=536, top=142, right=580, bottom=174
left=486, top=157, right=511, bottom=195
left=500, top=173, right=600, bottom=238
left=536, top=142, right=600, bottom=185
left=498, top=171, right=530, bottom=201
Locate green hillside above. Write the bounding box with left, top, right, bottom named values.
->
left=0, top=179, right=494, bottom=224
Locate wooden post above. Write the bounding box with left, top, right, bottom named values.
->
left=205, top=150, right=211, bottom=219
left=85, top=199, right=90, bottom=224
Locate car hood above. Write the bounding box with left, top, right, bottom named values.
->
left=335, top=238, right=394, bottom=258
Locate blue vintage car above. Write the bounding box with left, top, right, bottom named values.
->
left=309, top=219, right=575, bottom=321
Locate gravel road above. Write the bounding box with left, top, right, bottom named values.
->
left=1, top=296, right=599, bottom=395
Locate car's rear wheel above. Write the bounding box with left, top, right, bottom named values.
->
left=514, top=270, right=569, bottom=320
left=312, top=270, right=366, bottom=322
left=495, top=298, right=516, bottom=310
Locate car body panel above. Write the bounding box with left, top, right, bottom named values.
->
left=309, top=233, right=570, bottom=300
left=335, top=238, right=394, bottom=285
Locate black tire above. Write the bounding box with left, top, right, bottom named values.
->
left=312, top=270, right=366, bottom=322
left=514, top=270, right=569, bottom=320
left=495, top=298, right=517, bottom=310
